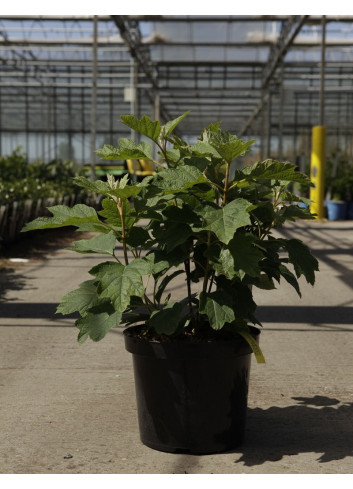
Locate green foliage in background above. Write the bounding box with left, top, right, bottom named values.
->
left=0, top=148, right=85, bottom=205
left=325, top=147, right=353, bottom=201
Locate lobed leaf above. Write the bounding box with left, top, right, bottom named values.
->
left=149, top=302, right=184, bottom=335
left=21, top=204, right=100, bottom=232
left=216, top=234, right=264, bottom=279
left=74, top=175, right=142, bottom=200
left=96, top=138, right=153, bottom=161
left=199, top=291, right=235, bottom=330
left=56, top=279, right=101, bottom=316
left=89, top=258, right=153, bottom=312
left=281, top=238, right=319, bottom=286
left=156, top=165, right=206, bottom=194
left=76, top=303, right=122, bottom=343
left=211, top=138, right=255, bottom=164
left=120, top=114, right=161, bottom=142
left=196, top=198, right=252, bottom=244
left=161, top=111, right=190, bottom=138
left=69, top=230, right=117, bottom=255
left=237, top=159, right=313, bottom=186
left=90, top=261, right=144, bottom=311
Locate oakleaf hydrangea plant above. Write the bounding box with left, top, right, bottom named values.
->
left=22, top=112, right=319, bottom=363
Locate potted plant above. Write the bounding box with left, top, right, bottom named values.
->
left=22, top=112, right=319, bottom=454
left=325, top=148, right=353, bottom=220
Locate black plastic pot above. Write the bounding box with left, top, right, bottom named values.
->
left=124, top=325, right=260, bottom=454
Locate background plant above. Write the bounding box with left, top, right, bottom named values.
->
left=22, top=113, right=319, bottom=362
left=0, top=148, right=86, bottom=205
left=325, top=146, right=353, bottom=201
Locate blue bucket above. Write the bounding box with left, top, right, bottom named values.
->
left=325, top=200, right=348, bottom=221
left=347, top=202, right=353, bottom=220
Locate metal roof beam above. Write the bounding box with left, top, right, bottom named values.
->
left=0, top=15, right=112, bottom=21
left=239, top=15, right=309, bottom=137
left=126, top=15, right=353, bottom=23
left=111, top=15, right=173, bottom=125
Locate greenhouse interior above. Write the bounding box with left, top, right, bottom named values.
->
left=2, top=15, right=353, bottom=475
left=1, top=15, right=353, bottom=158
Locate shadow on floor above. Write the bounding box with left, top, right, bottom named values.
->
left=257, top=305, right=353, bottom=327
left=233, top=396, right=353, bottom=466
left=0, top=302, right=77, bottom=319
left=0, top=268, right=29, bottom=301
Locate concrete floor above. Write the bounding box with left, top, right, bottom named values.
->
left=0, top=220, right=352, bottom=474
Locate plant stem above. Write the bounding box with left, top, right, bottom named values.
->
left=117, top=198, right=129, bottom=265
left=207, top=271, right=215, bottom=293
left=222, top=161, right=231, bottom=207
left=184, top=258, right=193, bottom=317
left=202, top=231, right=211, bottom=293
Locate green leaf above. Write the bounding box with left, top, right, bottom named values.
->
left=149, top=302, right=184, bottom=335
left=76, top=303, right=122, bottom=343
left=279, top=264, right=301, bottom=297
left=199, top=291, right=235, bottom=330
left=237, top=326, right=265, bottom=364
left=197, top=199, right=252, bottom=244
left=74, top=176, right=142, bottom=200
left=155, top=270, right=184, bottom=304
left=277, top=204, right=316, bottom=223
left=253, top=274, right=276, bottom=290
left=218, top=234, right=264, bottom=279
left=89, top=261, right=146, bottom=311
left=56, top=279, right=101, bottom=316
left=96, top=138, right=153, bottom=161
left=160, top=111, right=190, bottom=138
left=156, top=166, right=206, bottom=193
left=108, top=185, right=142, bottom=200
left=162, top=203, right=200, bottom=224
left=190, top=141, right=222, bottom=159
left=153, top=222, right=193, bottom=252
left=127, top=257, right=154, bottom=276
left=145, top=249, right=185, bottom=276
left=237, top=159, right=313, bottom=186
left=21, top=204, right=100, bottom=232
left=98, top=198, right=134, bottom=229
left=69, top=231, right=117, bottom=255
left=282, top=239, right=319, bottom=286
left=184, top=156, right=210, bottom=172
left=120, top=114, right=161, bottom=142
left=73, top=176, right=112, bottom=195
left=215, top=276, right=257, bottom=319
left=212, top=138, right=254, bottom=164
left=164, top=148, right=181, bottom=164
left=126, top=226, right=151, bottom=248
left=71, top=222, right=112, bottom=234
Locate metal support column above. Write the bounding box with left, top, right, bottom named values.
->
left=267, top=89, right=272, bottom=157
left=90, top=15, right=98, bottom=180
left=319, top=15, right=326, bottom=127
left=53, top=79, right=58, bottom=160
left=278, top=65, right=284, bottom=160
left=67, top=67, right=72, bottom=161
left=25, top=71, right=29, bottom=157
left=153, top=91, right=160, bottom=161
left=110, top=66, right=114, bottom=144
left=310, top=15, right=326, bottom=219
left=130, top=59, right=138, bottom=181
left=260, top=95, right=265, bottom=161
left=0, top=87, right=2, bottom=155
left=47, top=89, right=52, bottom=161
left=81, top=67, right=85, bottom=164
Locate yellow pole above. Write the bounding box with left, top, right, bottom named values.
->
left=310, top=126, right=326, bottom=219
